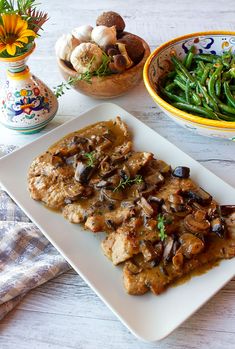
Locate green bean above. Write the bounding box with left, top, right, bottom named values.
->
left=161, top=88, right=187, bottom=103
left=218, top=102, right=235, bottom=115
left=183, top=46, right=194, bottom=66
left=208, top=65, right=223, bottom=104
left=191, top=93, right=201, bottom=106
left=165, top=82, right=177, bottom=92
left=172, top=102, right=218, bottom=119
left=196, top=69, right=203, bottom=78
left=197, top=80, right=219, bottom=111
left=229, top=67, right=235, bottom=78
left=174, top=78, right=201, bottom=105
left=166, top=71, right=177, bottom=79
left=215, top=111, right=235, bottom=121
left=185, top=79, right=190, bottom=103
left=223, top=81, right=235, bottom=108
left=175, top=68, right=187, bottom=82
left=222, top=71, right=231, bottom=81
left=202, top=100, right=213, bottom=111
left=201, top=65, right=210, bottom=85
left=162, top=51, right=235, bottom=122
left=185, top=50, right=194, bottom=69
left=215, top=78, right=221, bottom=96
left=198, top=61, right=205, bottom=70
left=194, top=54, right=219, bottom=63
left=174, top=77, right=186, bottom=91
left=222, top=52, right=232, bottom=68
left=171, top=55, right=195, bottom=82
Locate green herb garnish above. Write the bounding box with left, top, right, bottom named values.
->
left=54, top=53, right=112, bottom=98
left=84, top=151, right=96, bottom=168
left=113, top=174, right=143, bottom=192
left=157, top=214, right=168, bottom=241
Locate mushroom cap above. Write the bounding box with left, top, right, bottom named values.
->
left=96, top=11, right=125, bottom=32
left=118, top=33, right=145, bottom=63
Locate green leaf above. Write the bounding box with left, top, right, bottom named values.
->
left=113, top=175, right=143, bottom=192
left=84, top=151, right=96, bottom=168
left=157, top=214, right=168, bottom=241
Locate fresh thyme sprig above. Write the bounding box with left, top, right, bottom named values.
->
left=157, top=214, right=168, bottom=241
left=54, top=53, right=112, bottom=98
left=113, top=174, right=143, bottom=192
left=53, top=77, right=77, bottom=98
left=157, top=214, right=173, bottom=241
left=84, top=151, right=96, bottom=168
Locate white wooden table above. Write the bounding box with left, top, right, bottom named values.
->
left=0, top=1, right=235, bottom=348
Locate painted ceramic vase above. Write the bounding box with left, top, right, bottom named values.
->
left=0, top=45, right=58, bottom=134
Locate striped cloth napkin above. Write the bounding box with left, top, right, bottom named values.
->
left=0, top=145, right=70, bottom=320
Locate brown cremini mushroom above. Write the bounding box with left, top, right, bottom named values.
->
left=109, top=54, right=127, bottom=73
left=96, top=11, right=125, bottom=32
left=118, top=33, right=145, bottom=63
left=179, top=233, right=205, bottom=258
left=184, top=211, right=210, bottom=234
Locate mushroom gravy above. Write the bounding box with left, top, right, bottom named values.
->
left=28, top=117, right=235, bottom=295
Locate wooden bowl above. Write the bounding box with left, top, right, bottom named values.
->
left=57, top=35, right=150, bottom=99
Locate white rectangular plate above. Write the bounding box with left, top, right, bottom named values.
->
left=0, top=103, right=235, bottom=342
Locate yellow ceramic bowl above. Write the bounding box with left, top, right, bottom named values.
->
left=143, top=31, right=235, bottom=141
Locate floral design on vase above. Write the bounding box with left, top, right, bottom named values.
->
left=0, top=48, right=58, bottom=133
left=0, top=3, right=56, bottom=134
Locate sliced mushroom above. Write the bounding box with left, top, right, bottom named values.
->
left=220, top=205, right=235, bottom=217
left=194, top=209, right=207, bottom=221
left=140, top=240, right=163, bottom=263
left=179, top=233, right=205, bottom=258
left=170, top=203, right=192, bottom=217
left=138, top=197, right=154, bottom=217
left=211, top=217, right=225, bottom=238
left=105, top=219, right=116, bottom=230
left=121, top=200, right=136, bottom=209
left=172, top=166, right=190, bottom=179
left=163, top=236, right=174, bottom=263
left=168, top=194, right=184, bottom=205
left=101, top=168, right=117, bottom=179
left=95, top=180, right=113, bottom=189
left=74, top=162, right=95, bottom=184
left=50, top=155, right=64, bottom=167
left=111, top=154, right=125, bottom=165
left=225, top=212, right=235, bottom=238
left=172, top=252, right=184, bottom=270
left=157, top=160, right=171, bottom=174
left=97, top=136, right=113, bottom=151
left=54, top=136, right=88, bottom=158
left=148, top=196, right=164, bottom=205
left=100, top=188, right=124, bottom=203
left=145, top=172, right=164, bottom=186
left=184, top=211, right=210, bottom=234
left=140, top=185, right=157, bottom=198
left=65, top=154, right=77, bottom=167
left=182, top=187, right=212, bottom=206
left=64, top=183, right=92, bottom=203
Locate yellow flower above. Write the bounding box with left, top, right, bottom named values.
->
left=0, top=14, right=36, bottom=56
